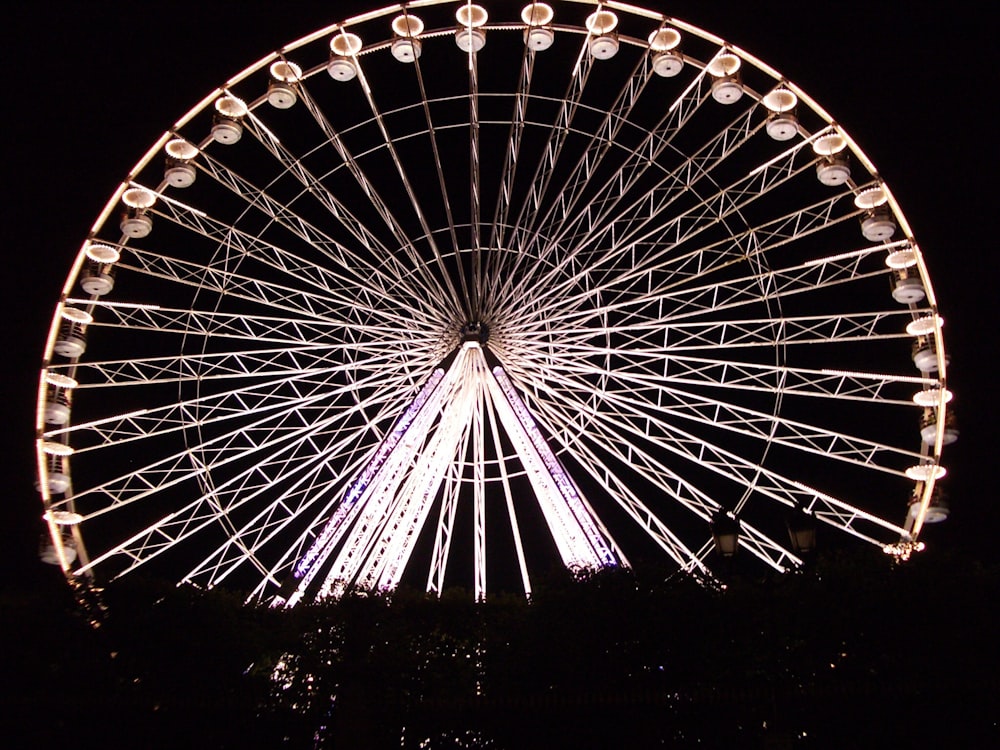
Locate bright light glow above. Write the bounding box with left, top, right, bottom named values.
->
left=42, top=440, right=74, bottom=456
left=883, top=540, right=925, bottom=558
left=854, top=185, right=888, bottom=209
left=707, top=53, right=741, bottom=77
left=521, top=2, right=554, bottom=25
left=456, top=4, right=488, bottom=27
left=886, top=247, right=918, bottom=268
left=60, top=307, right=93, bottom=325
left=85, top=242, right=121, bottom=264
left=214, top=95, right=248, bottom=118
left=648, top=28, right=681, bottom=51
left=122, top=187, right=156, bottom=209
left=330, top=32, right=363, bottom=56
left=762, top=87, right=798, bottom=112
left=905, top=314, right=942, bottom=336
left=905, top=464, right=947, bottom=481
left=913, top=387, right=953, bottom=407
left=66, top=297, right=161, bottom=311
left=585, top=10, right=618, bottom=34
left=45, top=510, right=83, bottom=525
left=292, top=369, right=446, bottom=584
left=812, top=132, right=847, bottom=156
left=803, top=246, right=878, bottom=267
left=818, top=367, right=928, bottom=384
left=45, top=371, right=78, bottom=389
left=392, top=14, right=424, bottom=37
left=270, top=60, right=303, bottom=83
left=165, top=138, right=199, bottom=161
left=491, top=366, right=618, bottom=568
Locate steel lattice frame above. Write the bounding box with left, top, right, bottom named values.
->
left=35, top=1, right=951, bottom=603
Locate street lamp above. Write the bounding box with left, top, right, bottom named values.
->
left=786, top=508, right=818, bottom=555
left=711, top=511, right=740, bottom=557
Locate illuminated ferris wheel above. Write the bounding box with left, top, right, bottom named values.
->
left=35, top=1, right=954, bottom=604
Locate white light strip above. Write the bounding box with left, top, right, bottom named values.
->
left=285, top=369, right=446, bottom=602
left=371, top=355, right=480, bottom=590
left=819, top=368, right=935, bottom=385
left=802, top=246, right=879, bottom=268
left=490, top=363, right=617, bottom=567
left=65, top=298, right=162, bottom=311
left=316, top=359, right=466, bottom=598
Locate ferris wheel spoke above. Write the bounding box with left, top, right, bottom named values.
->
left=44, top=348, right=414, bottom=453
left=407, top=57, right=465, bottom=278
left=486, top=45, right=535, bottom=256
left=581, top=352, right=934, bottom=405
left=349, top=60, right=471, bottom=320
left=143, top=184, right=448, bottom=326
left=63, top=371, right=417, bottom=523
left=538, top=309, right=915, bottom=353
left=178, top=371, right=431, bottom=589
left=78, top=298, right=429, bottom=348
left=502, top=56, right=723, bottom=309
left=182, top=430, right=389, bottom=590
left=536, top=240, right=920, bottom=342
left=236, top=105, right=458, bottom=318
left=541, top=75, right=745, bottom=257
left=284, top=82, right=461, bottom=317
left=503, top=33, right=596, bottom=266
left=504, top=184, right=871, bottom=332
left=142, top=183, right=446, bottom=329
left=510, top=46, right=658, bottom=266
left=595, top=242, right=899, bottom=327
left=522, top=381, right=799, bottom=573
left=552, top=362, right=923, bottom=473
left=529, top=403, right=714, bottom=577
left=465, top=43, right=485, bottom=318
left=496, top=76, right=745, bottom=312
left=528, top=367, right=909, bottom=546
left=118, top=245, right=428, bottom=330
left=517, top=136, right=828, bottom=318
left=524, top=378, right=865, bottom=566
left=583, top=124, right=819, bottom=269
left=56, top=344, right=355, bottom=389
left=178, top=143, right=442, bottom=316
left=44, top=368, right=348, bottom=453
left=582, top=182, right=867, bottom=308
left=90, top=441, right=341, bottom=583
left=77, top=392, right=398, bottom=582
left=532, top=146, right=829, bottom=326
left=481, top=391, right=532, bottom=598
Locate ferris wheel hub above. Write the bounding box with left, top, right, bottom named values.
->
left=461, top=321, right=489, bottom=346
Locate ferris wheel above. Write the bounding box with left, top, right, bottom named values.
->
left=35, top=1, right=954, bottom=604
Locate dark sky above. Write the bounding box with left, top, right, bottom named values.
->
left=3, top=1, right=993, bottom=592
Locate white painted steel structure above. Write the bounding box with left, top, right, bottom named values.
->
left=36, top=1, right=952, bottom=603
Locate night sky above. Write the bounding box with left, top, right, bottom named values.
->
left=3, top=1, right=994, bottom=594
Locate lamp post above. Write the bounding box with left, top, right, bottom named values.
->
left=786, top=508, right=817, bottom=556
left=711, top=511, right=740, bottom=557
